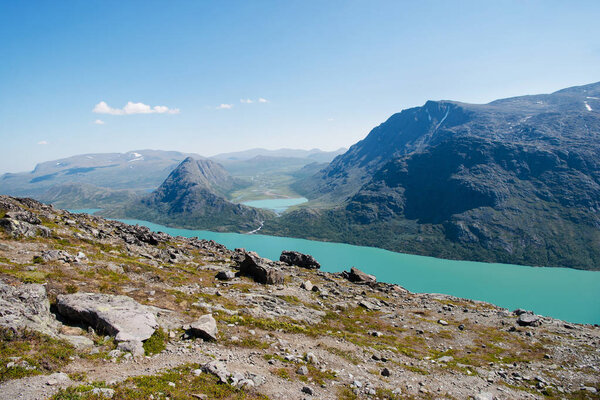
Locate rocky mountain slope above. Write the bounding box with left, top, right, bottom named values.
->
left=0, top=196, right=598, bottom=400
left=111, top=157, right=272, bottom=232
left=274, top=82, right=600, bottom=269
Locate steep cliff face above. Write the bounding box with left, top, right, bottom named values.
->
left=299, top=82, right=600, bottom=204
left=270, top=82, right=600, bottom=269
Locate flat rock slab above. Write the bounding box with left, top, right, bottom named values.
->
left=56, top=293, right=158, bottom=342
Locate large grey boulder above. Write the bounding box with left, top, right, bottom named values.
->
left=342, top=267, right=376, bottom=284
left=56, top=293, right=158, bottom=342
left=279, top=250, right=321, bottom=269
left=517, top=313, right=541, bottom=327
left=190, top=314, right=218, bottom=341
left=0, top=280, right=59, bottom=336
left=238, top=251, right=284, bottom=284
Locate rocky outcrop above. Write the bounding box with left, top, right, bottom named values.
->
left=342, top=267, right=376, bottom=284
left=56, top=293, right=159, bottom=342
left=279, top=250, right=320, bottom=269
left=238, top=251, right=284, bottom=284
left=0, top=280, right=59, bottom=336
left=0, top=216, right=50, bottom=238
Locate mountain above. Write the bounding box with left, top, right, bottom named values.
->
left=299, top=82, right=600, bottom=204
left=39, top=182, right=140, bottom=209
left=0, top=150, right=202, bottom=198
left=112, top=157, right=272, bottom=232
left=212, top=147, right=346, bottom=163
left=265, top=82, right=600, bottom=270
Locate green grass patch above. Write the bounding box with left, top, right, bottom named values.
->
left=52, top=364, right=270, bottom=399
left=143, top=327, right=168, bottom=356
left=0, top=327, right=75, bottom=382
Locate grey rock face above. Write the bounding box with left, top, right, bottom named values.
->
left=238, top=251, right=284, bottom=284
left=342, top=267, right=376, bottom=284
left=190, top=314, right=218, bottom=341
left=56, top=293, right=158, bottom=342
left=0, top=218, right=51, bottom=238
left=0, top=280, right=59, bottom=336
left=279, top=250, right=321, bottom=269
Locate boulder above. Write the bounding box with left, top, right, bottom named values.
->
left=117, top=339, right=145, bottom=357
left=190, top=314, right=218, bottom=341
left=342, top=267, right=376, bottom=284
left=42, top=250, right=76, bottom=263
left=300, top=280, right=314, bottom=291
left=238, top=251, right=284, bottom=284
left=202, top=360, right=230, bottom=383
left=517, top=313, right=541, bottom=327
left=56, top=293, right=158, bottom=342
left=215, top=271, right=236, bottom=281
left=279, top=250, right=321, bottom=269
left=0, top=280, right=59, bottom=336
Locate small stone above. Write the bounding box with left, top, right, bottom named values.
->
left=297, top=365, right=309, bottom=375
left=458, top=324, right=465, bottom=330
left=438, top=319, right=448, bottom=326
left=91, top=388, right=115, bottom=398
left=301, top=386, right=314, bottom=395
left=305, top=352, right=318, bottom=364
left=301, top=280, right=314, bottom=291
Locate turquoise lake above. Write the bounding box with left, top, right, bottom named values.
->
left=117, top=218, right=600, bottom=325
left=240, top=197, right=308, bottom=213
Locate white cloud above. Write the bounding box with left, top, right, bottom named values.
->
left=258, top=98, right=269, bottom=103
left=93, top=101, right=180, bottom=115
left=37, top=140, right=48, bottom=145
left=240, top=98, right=253, bottom=104
left=216, top=103, right=233, bottom=109
left=94, top=119, right=105, bottom=125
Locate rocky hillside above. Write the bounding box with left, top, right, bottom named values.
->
left=275, top=82, right=600, bottom=269
left=0, top=195, right=598, bottom=400
left=110, top=157, right=272, bottom=232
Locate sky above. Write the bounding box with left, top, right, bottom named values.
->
left=1, top=0, right=599, bottom=173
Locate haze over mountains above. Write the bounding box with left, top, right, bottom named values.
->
left=1, top=82, right=599, bottom=269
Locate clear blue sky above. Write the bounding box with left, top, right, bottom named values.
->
left=1, top=0, right=598, bottom=173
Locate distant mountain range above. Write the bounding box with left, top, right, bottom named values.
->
left=0, top=150, right=199, bottom=198
left=212, top=147, right=346, bottom=163
left=265, top=82, right=600, bottom=270
left=2, top=83, right=599, bottom=269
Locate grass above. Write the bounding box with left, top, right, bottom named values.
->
left=143, top=327, right=168, bottom=356
left=52, top=364, right=271, bottom=400
left=0, top=327, right=75, bottom=382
